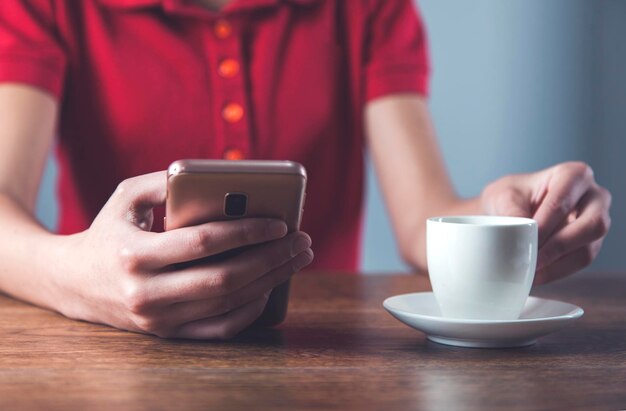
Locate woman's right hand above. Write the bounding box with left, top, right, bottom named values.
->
left=53, top=171, right=314, bottom=339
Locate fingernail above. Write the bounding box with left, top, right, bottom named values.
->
left=291, top=234, right=312, bottom=256
left=267, top=220, right=288, bottom=238
left=292, top=249, right=314, bottom=271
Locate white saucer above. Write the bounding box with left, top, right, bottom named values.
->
left=383, top=292, right=584, bottom=348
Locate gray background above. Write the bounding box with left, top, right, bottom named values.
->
left=36, top=0, right=625, bottom=273
left=362, top=0, right=626, bottom=273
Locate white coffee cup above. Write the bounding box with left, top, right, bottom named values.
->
left=427, top=216, right=538, bottom=320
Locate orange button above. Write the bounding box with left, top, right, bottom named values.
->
left=214, top=20, right=232, bottom=39
left=222, top=103, right=244, bottom=123
left=218, top=59, right=240, bottom=78
left=224, top=148, right=244, bottom=160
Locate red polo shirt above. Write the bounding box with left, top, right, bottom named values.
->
left=0, top=0, right=429, bottom=271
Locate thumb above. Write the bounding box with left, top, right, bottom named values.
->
left=102, top=171, right=167, bottom=230
left=487, top=187, right=532, bottom=218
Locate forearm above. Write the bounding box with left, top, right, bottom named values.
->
left=364, top=95, right=485, bottom=272
left=0, top=85, right=64, bottom=309
left=0, top=192, right=66, bottom=311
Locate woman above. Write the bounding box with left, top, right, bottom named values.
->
left=0, top=0, right=611, bottom=339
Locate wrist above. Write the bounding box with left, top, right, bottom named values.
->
left=27, top=231, right=86, bottom=317
left=0, top=229, right=63, bottom=308
left=43, top=231, right=96, bottom=319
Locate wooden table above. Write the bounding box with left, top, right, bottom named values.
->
left=1, top=272, right=625, bottom=410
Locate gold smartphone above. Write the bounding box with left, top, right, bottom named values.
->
left=165, top=159, right=307, bottom=327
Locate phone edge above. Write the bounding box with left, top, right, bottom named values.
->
left=168, top=159, right=307, bottom=180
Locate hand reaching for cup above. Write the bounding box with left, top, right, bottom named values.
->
left=481, top=161, right=611, bottom=284
left=53, top=171, right=314, bottom=339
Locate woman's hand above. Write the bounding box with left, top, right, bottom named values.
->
left=54, top=171, right=314, bottom=339
left=481, top=161, right=611, bottom=284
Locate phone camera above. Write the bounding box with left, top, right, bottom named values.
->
left=224, top=193, right=248, bottom=217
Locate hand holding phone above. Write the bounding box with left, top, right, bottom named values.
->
left=165, top=159, right=310, bottom=328
left=49, top=170, right=313, bottom=340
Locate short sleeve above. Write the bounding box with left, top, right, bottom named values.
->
left=0, top=0, right=67, bottom=98
left=364, top=0, right=430, bottom=101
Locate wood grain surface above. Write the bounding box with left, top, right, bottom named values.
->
left=0, top=271, right=625, bottom=411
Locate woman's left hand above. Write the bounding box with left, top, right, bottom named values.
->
left=481, top=161, right=612, bottom=284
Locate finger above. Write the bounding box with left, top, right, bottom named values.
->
left=534, top=239, right=602, bottom=285
left=124, top=218, right=289, bottom=271
left=141, top=231, right=312, bottom=303
left=159, top=249, right=313, bottom=326
left=533, top=163, right=593, bottom=246
left=173, top=294, right=269, bottom=340
left=538, top=189, right=611, bottom=270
